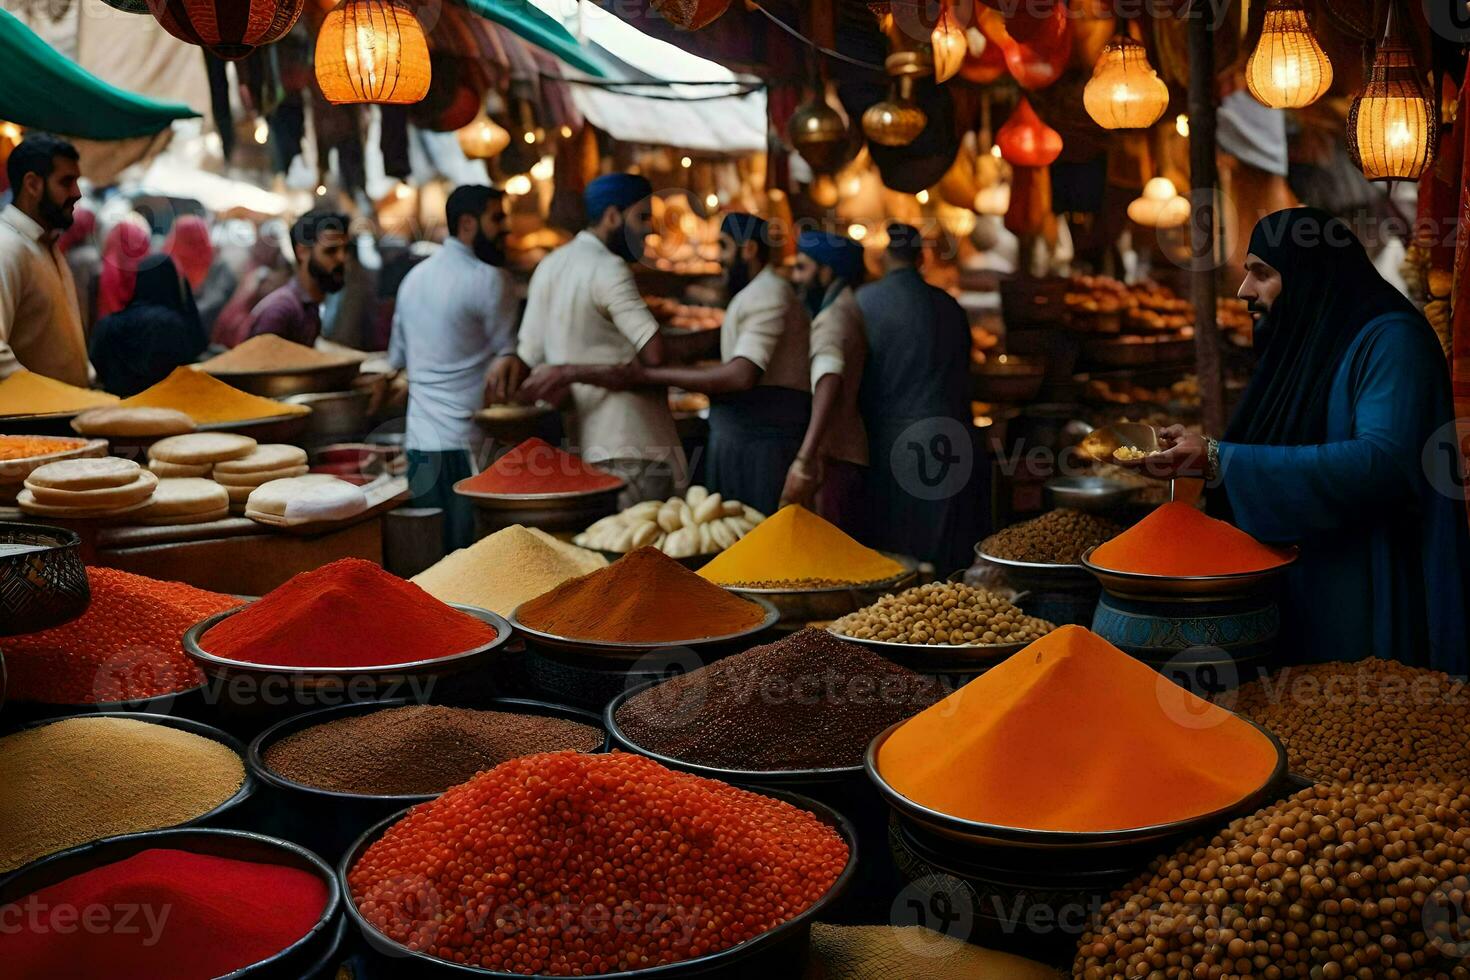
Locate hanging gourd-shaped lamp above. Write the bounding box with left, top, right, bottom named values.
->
left=146, top=0, right=303, bottom=59
left=315, top=0, right=431, bottom=106
left=1083, top=35, right=1169, bottom=129
left=1127, top=176, right=1190, bottom=228
left=996, top=98, right=1063, bottom=167
left=863, top=53, right=929, bottom=148
left=458, top=114, right=511, bottom=160
left=1348, top=7, right=1437, bottom=181
left=932, top=2, right=968, bottom=84
left=788, top=96, right=851, bottom=174
left=1246, top=0, right=1332, bottom=108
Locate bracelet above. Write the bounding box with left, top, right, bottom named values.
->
left=1205, top=437, right=1221, bottom=482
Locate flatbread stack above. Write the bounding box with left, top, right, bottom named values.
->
left=72, top=406, right=196, bottom=438
left=18, top=457, right=158, bottom=520
left=211, top=444, right=310, bottom=512
left=134, top=478, right=231, bottom=525
left=245, top=474, right=369, bottom=527
left=147, top=432, right=258, bottom=480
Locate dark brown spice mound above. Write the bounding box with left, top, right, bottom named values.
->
left=262, top=704, right=604, bottom=795
left=615, top=628, right=945, bottom=771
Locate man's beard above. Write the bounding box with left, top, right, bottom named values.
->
left=799, top=280, right=825, bottom=318
left=309, top=257, right=346, bottom=294
left=473, top=230, right=506, bottom=267
left=725, top=259, right=751, bottom=298
left=40, top=194, right=77, bottom=232
left=606, top=219, right=642, bottom=263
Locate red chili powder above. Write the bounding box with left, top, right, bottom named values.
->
left=200, top=557, right=496, bottom=668
left=0, top=848, right=329, bottom=980
left=458, top=437, right=623, bottom=495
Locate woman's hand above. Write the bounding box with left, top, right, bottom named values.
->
left=1118, top=425, right=1210, bottom=479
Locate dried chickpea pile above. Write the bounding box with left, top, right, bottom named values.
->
left=1075, top=782, right=1470, bottom=980
left=980, top=508, right=1123, bottom=565
left=831, top=583, right=1054, bottom=646
left=1231, top=660, right=1470, bottom=784
left=349, top=751, right=849, bottom=976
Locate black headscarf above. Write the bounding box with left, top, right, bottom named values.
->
left=90, top=257, right=207, bottom=397
left=1225, top=207, right=1419, bottom=446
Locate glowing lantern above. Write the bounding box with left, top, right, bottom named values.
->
left=1127, top=177, right=1190, bottom=228
left=809, top=174, right=840, bottom=208
left=1245, top=0, right=1332, bottom=109
left=932, top=3, right=968, bottom=83
left=938, top=203, right=977, bottom=237
left=145, top=0, right=303, bottom=60
left=863, top=53, right=929, bottom=148
left=788, top=97, right=850, bottom=174
left=996, top=99, right=1062, bottom=167
left=315, top=0, right=431, bottom=106
left=458, top=114, right=511, bottom=160
left=1084, top=36, right=1170, bottom=129
left=975, top=183, right=1011, bottom=216
left=650, top=0, right=731, bottom=30
left=1347, top=35, right=1437, bottom=181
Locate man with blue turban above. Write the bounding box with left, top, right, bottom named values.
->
left=784, top=229, right=869, bottom=531
left=487, top=173, right=684, bottom=504
left=625, top=211, right=812, bottom=515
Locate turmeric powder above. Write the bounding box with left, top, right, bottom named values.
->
left=1088, top=501, right=1292, bottom=576
left=698, top=505, right=904, bottom=588
left=119, top=368, right=310, bottom=425
left=876, top=625, right=1279, bottom=833
left=0, top=371, right=118, bottom=417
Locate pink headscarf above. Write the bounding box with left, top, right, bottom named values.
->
left=164, top=215, right=214, bottom=291
left=97, top=221, right=153, bottom=319
left=57, top=206, right=95, bottom=254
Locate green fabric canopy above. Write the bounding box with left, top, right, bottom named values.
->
left=459, top=0, right=608, bottom=77
left=0, top=9, right=198, bottom=140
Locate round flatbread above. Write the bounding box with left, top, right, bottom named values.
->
left=17, top=490, right=154, bottom=520
left=25, top=470, right=158, bottom=508
left=213, top=444, right=308, bottom=475
left=150, top=432, right=258, bottom=465
left=71, top=406, right=196, bottom=437
left=245, top=475, right=368, bottom=525
left=137, top=505, right=231, bottom=526
left=26, top=456, right=141, bottom=491
left=212, top=464, right=310, bottom=487
left=138, top=478, right=229, bottom=518
left=149, top=459, right=213, bottom=478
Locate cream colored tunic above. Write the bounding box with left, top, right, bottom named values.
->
left=810, top=285, right=869, bottom=467
left=720, top=266, right=810, bottom=390
left=0, top=205, right=91, bottom=387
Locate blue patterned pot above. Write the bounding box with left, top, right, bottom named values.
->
left=1092, top=592, right=1278, bottom=692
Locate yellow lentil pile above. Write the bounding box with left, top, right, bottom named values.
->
left=980, top=508, right=1123, bottom=565
left=1075, top=782, right=1470, bottom=980
left=1231, top=659, right=1470, bottom=785
left=831, top=582, right=1054, bottom=646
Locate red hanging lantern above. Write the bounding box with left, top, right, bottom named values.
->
left=976, top=6, right=1069, bottom=90
left=145, top=0, right=304, bottom=60
left=996, top=98, right=1062, bottom=167
left=1006, top=0, right=1067, bottom=46
left=960, top=25, right=1007, bottom=84
left=650, top=0, right=731, bottom=30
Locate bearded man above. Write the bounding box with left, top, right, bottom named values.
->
left=244, top=209, right=349, bottom=346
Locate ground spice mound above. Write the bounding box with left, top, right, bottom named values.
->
left=1089, top=501, right=1293, bottom=576
left=0, top=435, right=88, bottom=461
left=980, top=508, right=1123, bottom=564
left=263, top=705, right=604, bottom=795
left=1231, top=659, right=1470, bottom=784
left=119, top=367, right=310, bottom=424
left=0, top=370, right=117, bottom=416
left=516, top=547, right=768, bottom=642
left=459, top=437, right=623, bottom=495
left=0, top=848, right=329, bottom=980
left=0, top=717, right=245, bottom=872
left=412, top=524, right=607, bottom=616
left=201, top=557, right=496, bottom=668
left=200, top=334, right=357, bottom=373
left=348, top=751, right=849, bottom=975
left=617, top=628, right=944, bottom=770
left=877, top=626, right=1280, bottom=832
left=699, top=504, right=904, bottom=587
left=1075, top=782, right=1470, bottom=979
left=5, top=568, right=238, bottom=703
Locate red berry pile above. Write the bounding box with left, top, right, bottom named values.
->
left=348, top=751, right=849, bottom=976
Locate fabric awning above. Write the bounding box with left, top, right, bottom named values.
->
left=458, top=0, right=608, bottom=78
left=0, top=9, right=198, bottom=140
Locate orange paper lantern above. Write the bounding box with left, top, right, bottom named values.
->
left=146, top=0, right=303, bottom=60
left=996, top=98, right=1062, bottom=167
left=315, top=0, right=431, bottom=106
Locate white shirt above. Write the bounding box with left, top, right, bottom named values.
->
left=0, top=205, right=91, bottom=387
left=720, top=265, right=810, bottom=391
left=810, top=284, right=869, bottom=467
left=390, top=239, right=519, bottom=451
left=517, top=231, right=684, bottom=469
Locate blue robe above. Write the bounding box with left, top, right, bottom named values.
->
left=1217, top=312, right=1470, bottom=673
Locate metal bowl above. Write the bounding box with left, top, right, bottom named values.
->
left=1044, top=475, right=1138, bottom=513
left=973, top=549, right=1098, bottom=592
left=720, top=554, right=920, bottom=628
left=1080, top=545, right=1299, bottom=600
left=825, top=627, right=1035, bottom=670
left=197, top=411, right=312, bottom=444
left=207, top=361, right=361, bottom=398
left=337, top=790, right=857, bottom=979
left=508, top=596, right=779, bottom=660
left=0, top=523, right=90, bottom=637
left=284, top=389, right=370, bottom=446
left=182, top=602, right=511, bottom=688
left=1076, top=421, right=1160, bottom=463
left=0, top=828, right=342, bottom=977
left=970, top=355, right=1046, bottom=404
left=457, top=484, right=625, bottom=536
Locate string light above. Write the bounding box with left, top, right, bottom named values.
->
left=522, top=131, right=536, bottom=144
left=916, top=190, right=930, bottom=204
left=681, top=156, right=693, bottom=168
left=705, top=193, right=719, bottom=209
left=316, top=184, right=328, bottom=196
left=505, top=174, right=533, bottom=196
left=530, top=156, right=555, bottom=181
left=1175, top=114, right=1189, bottom=137
left=560, top=125, right=573, bottom=138
left=253, top=118, right=270, bottom=145
left=848, top=223, right=867, bottom=240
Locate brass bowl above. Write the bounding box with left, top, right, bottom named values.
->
left=1076, top=422, right=1160, bottom=463
left=206, top=362, right=361, bottom=398
left=722, top=553, right=921, bottom=627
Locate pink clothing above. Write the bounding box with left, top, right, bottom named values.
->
left=97, top=222, right=152, bottom=319
left=165, top=216, right=213, bottom=290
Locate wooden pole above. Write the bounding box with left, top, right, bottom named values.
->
left=1188, top=0, right=1225, bottom=435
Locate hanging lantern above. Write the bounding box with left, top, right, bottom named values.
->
left=100, top=0, right=150, bottom=13
left=315, top=0, right=431, bottom=106
left=863, top=53, right=929, bottom=148
left=1347, top=23, right=1437, bottom=181
left=458, top=114, right=511, bottom=160
left=960, top=27, right=1007, bottom=83
left=996, top=98, right=1063, bottom=167
left=809, top=174, right=840, bottom=208
left=145, top=0, right=303, bottom=59
left=649, top=0, right=731, bottom=30
left=1127, top=176, right=1190, bottom=227
left=788, top=97, right=851, bottom=174
left=931, top=3, right=968, bottom=84
left=975, top=182, right=1011, bottom=216
left=937, top=202, right=977, bottom=237
left=1083, top=35, right=1170, bottom=129
left=1245, top=0, right=1332, bottom=109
